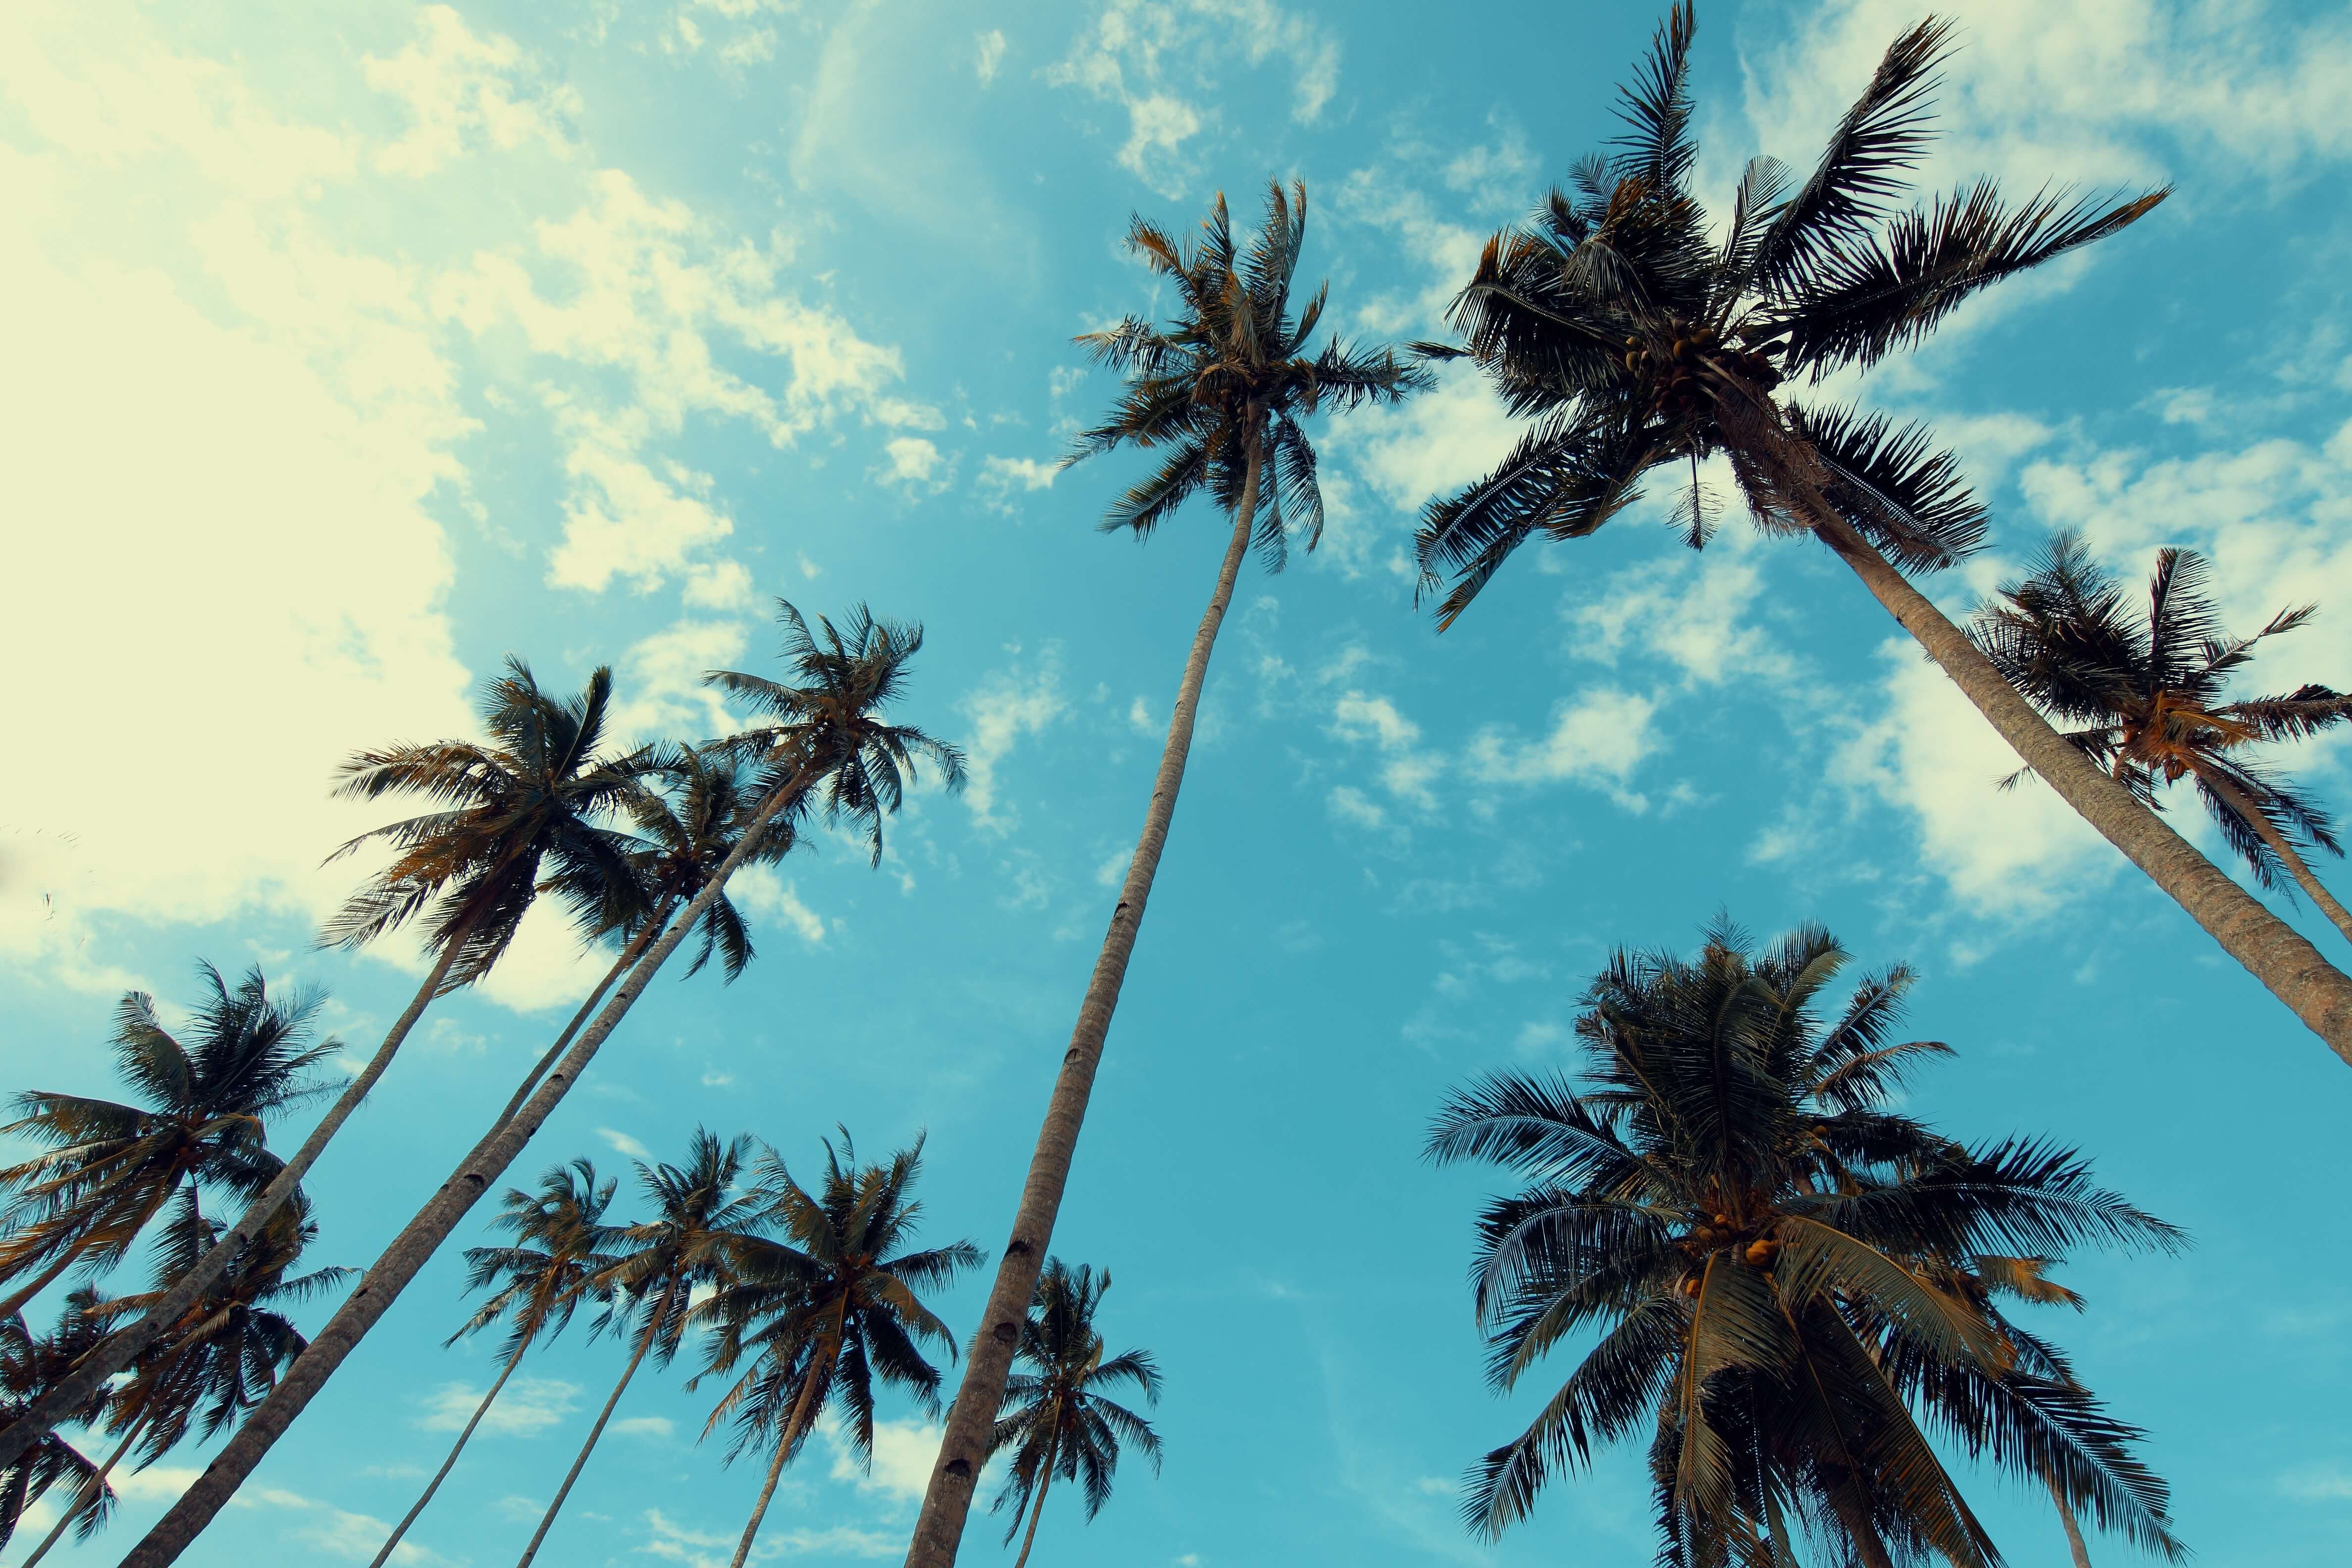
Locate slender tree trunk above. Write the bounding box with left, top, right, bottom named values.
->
left=1805, top=509, right=2352, bottom=1066
left=728, top=1339, right=836, bottom=1568
left=2200, top=769, right=2352, bottom=950
left=1010, top=1447, right=1056, bottom=1568
left=904, top=438, right=1265, bottom=1568
left=513, top=1288, right=670, bottom=1568
left=19, top=1413, right=145, bottom=1566
left=113, top=765, right=818, bottom=1568
left=493, top=910, right=670, bottom=1129
left=365, top=1345, right=527, bottom=1568
left=2047, top=1472, right=2092, bottom=1568
left=0, top=941, right=466, bottom=1474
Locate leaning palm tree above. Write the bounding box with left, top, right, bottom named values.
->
left=20, top=1193, right=346, bottom=1565
left=985, top=1260, right=1162, bottom=1568
left=1425, top=919, right=2186, bottom=1568
left=1411, top=2, right=2352, bottom=1063
left=0, top=664, right=652, bottom=1474
left=118, top=603, right=960, bottom=1568
left=696, top=1132, right=980, bottom=1568
left=1973, top=532, right=2352, bottom=946
left=0, top=965, right=336, bottom=1319
left=0, top=1307, right=110, bottom=1551
left=365, top=1161, right=618, bottom=1568
left=513, top=1131, right=772, bottom=1568
left=905, top=182, right=1426, bottom=1568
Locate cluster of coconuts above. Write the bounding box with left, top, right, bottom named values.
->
left=1677, top=1212, right=1785, bottom=1294
left=1621, top=324, right=1784, bottom=424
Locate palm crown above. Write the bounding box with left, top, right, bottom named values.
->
left=1427, top=920, right=2184, bottom=1568
left=592, top=1130, right=775, bottom=1369
left=621, top=750, right=801, bottom=983
left=1068, top=181, right=1431, bottom=568
left=1415, top=3, right=2165, bottom=626
left=1971, top=531, right=2352, bottom=894
left=452, top=1160, right=618, bottom=1363
left=0, top=1309, right=110, bottom=1549
left=324, top=658, right=655, bottom=988
left=0, top=965, right=338, bottom=1315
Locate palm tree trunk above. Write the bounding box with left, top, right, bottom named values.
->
left=1805, top=508, right=2352, bottom=1066
left=1823, top=1483, right=1896, bottom=1568
left=2047, top=1472, right=2092, bottom=1568
left=728, top=1341, right=836, bottom=1568
left=904, top=436, right=1265, bottom=1568
left=493, top=907, right=671, bottom=1128
left=0, top=938, right=468, bottom=1475
left=1010, top=1451, right=1056, bottom=1568
left=112, top=765, right=820, bottom=1568
left=365, top=1344, right=527, bottom=1568
left=2199, top=769, right=2352, bottom=950
left=514, top=1281, right=673, bottom=1568
left=20, top=1410, right=146, bottom=1566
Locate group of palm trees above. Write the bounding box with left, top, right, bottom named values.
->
left=4, top=3, right=2350, bottom=1564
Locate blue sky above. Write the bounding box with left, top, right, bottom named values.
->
left=5, top=0, right=2352, bottom=1564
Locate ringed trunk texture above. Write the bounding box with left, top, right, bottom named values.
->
left=513, top=1285, right=671, bottom=1568
left=2201, top=769, right=2352, bottom=951
left=728, top=1340, right=835, bottom=1568
left=1009, top=1442, right=1056, bottom=1568
left=1808, top=510, right=2352, bottom=1066
left=112, top=767, right=816, bottom=1568
left=2047, top=1472, right=2092, bottom=1568
left=19, top=1413, right=145, bottom=1566
left=366, top=1346, right=526, bottom=1568
left=902, top=439, right=1264, bottom=1568
left=0, top=939, right=466, bottom=1474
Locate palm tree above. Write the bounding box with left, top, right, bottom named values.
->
left=18, top=1192, right=346, bottom=1565
left=118, top=603, right=960, bottom=1568
left=0, top=965, right=336, bottom=1319
left=366, top=1161, right=617, bottom=1568
left=0, top=1307, right=110, bottom=1552
left=0, top=664, right=652, bottom=1473
left=906, top=182, right=1427, bottom=1568
left=1410, top=3, right=2352, bottom=1063
left=1424, top=919, right=2186, bottom=1568
left=512, top=1131, right=771, bottom=1568
left=696, top=1132, right=980, bottom=1568
left=1973, top=532, right=2352, bottom=946
left=985, top=1260, right=1162, bottom=1568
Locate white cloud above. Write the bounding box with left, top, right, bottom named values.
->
left=1467, top=690, right=1659, bottom=809
left=606, top=618, right=753, bottom=749
left=2279, top=1462, right=2352, bottom=1501
left=728, top=867, right=828, bottom=945
left=1327, top=785, right=1388, bottom=832
left=1330, top=690, right=1442, bottom=809
left=876, top=435, right=954, bottom=494
left=364, top=5, right=578, bottom=177
left=1096, top=847, right=1134, bottom=887
left=229, top=1483, right=443, bottom=1564
left=959, top=650, right=1068, bottom=833
left=1562, top=524, right=1799, bottom=690
left=546, top=404, right=737, bottom=595
left=975, top=29, right=1007, bottom=85
left=643, top=1508, right=897, bottom=1566
left=598, top=1127, right=654, bottom=1161
left=823, top=1414, right=941, bottom=1501
left=978, top=454, right=1059, bottom=513
left=418, top=1375, right=580, bottom=1436
left=611, top=1414, right=676, bottom=1439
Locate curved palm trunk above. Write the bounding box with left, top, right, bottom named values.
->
left=728, top=1339, right=837, bottom=1568
left=1009, top=1446, right=1056, bottom=1568
left=18, top=1412, right=146, bottom=1566
left=2199, top=769, right=2352, bottom=950
left=905, top=440, right=1264, bottom=1568
left=0, top=939, right=467, bottom=1474
left=493, top=907, right=671, bottom=1128
left=112, top=766, right=817, bottom=1568
left=514, top=1284, right=672, bottom=1568
left=1806, top=510, right=2352, bottom=1066
left=365, top=1344, right=527, bottom=1568
left=2047, top=1472, right=2092, bottom=1568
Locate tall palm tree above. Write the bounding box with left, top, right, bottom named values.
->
left=0, top=965, right=336, bottom=1319
left=985, top=1260, right=1162, bottom=1568
left=0, top=663, right=652, bottom=1473
left=1410, top=2, right=2352, bottom=1063
left=1973, top=532, right=2352, bottom=946
left=20, top=1193, right=346, bottom=1566
left=1424, top=919, right=2186, bottom=1568
left=0, top=1307, right=110, bottom=1552
left=906, top=182, right=1426, bottom=1568
left=512, top=1131, right=772, bottom=1568
left=366, top=1161, right=617, bottom=1568
left=119, top=603, right=960, bottom=1568
left=696, top=1133, right=980, bottom=1568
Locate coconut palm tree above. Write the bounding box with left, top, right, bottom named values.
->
left=512, top=1131, right=772, bottom=1568
left=0, top=1306, right=111, bottom=1551
left=0, top=965, right=336, bottom=1319
left=366, top=1161, right=618, bottom=1568
left=1411, top=2, right=2352, bottom=1063
left=18, top=1193, right=346, bottom=1565
left=695, top=1132, right=980, bottom=1568
left=1425, top=919, right=2186, bottom=1568
left=906, top=182, right=1427, bottom=1568
left=118, top=603, right=960, bottom=1568
left=985, top=1260, right=1162, bottom=1568
left=1972, top=531, right=2352, bottom=946
left=0, top=664, right=653, bottom=1474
